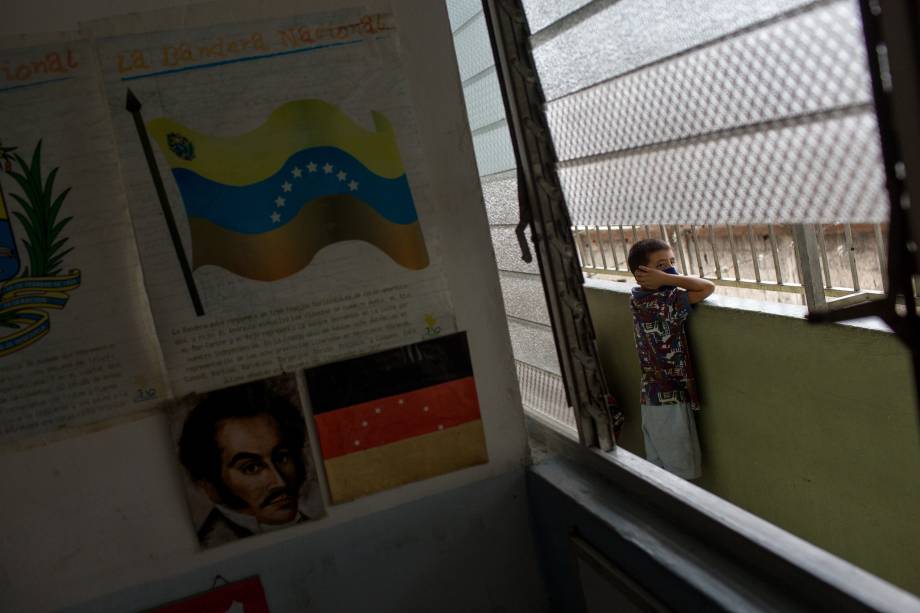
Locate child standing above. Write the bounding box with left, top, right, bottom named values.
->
left=627, top=239, right=715, bottom=479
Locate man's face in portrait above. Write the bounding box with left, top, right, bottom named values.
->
left=203, top=413, right=306, bottom=525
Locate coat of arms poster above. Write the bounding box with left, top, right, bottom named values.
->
left=0, top=39, right=166, bottom=444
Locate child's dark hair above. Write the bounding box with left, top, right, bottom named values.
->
left=627, top=238, right=671, bottom=273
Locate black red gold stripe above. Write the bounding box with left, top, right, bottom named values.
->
left=307, top=332, right=474, bottom=413
left=315, top=377, right=480, bottom=459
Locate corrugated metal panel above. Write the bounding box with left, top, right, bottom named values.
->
left=453, top=12, right=493, bottom=82
left=508, top=318, right=561, bottom=374
left=491, top=226, right=539, bottom=274
left=532, top=0, right=813, bottom=101
left=558, top=111, right=886, bottom=225
left=482, top=170, right=519, bottom=225
left=500, top=271, right=551, bottom=326
left=462, top=66, right=506, bottom=132
left=472, top=121, right=516, bottom=177
left=546, top=1, right=871, bottom=160
left=520, top=0, right=594, bottom=33
left=446, top=0, right=481, bottom=32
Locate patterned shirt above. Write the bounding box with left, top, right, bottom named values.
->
left=629, top=286, right=699, bottom=410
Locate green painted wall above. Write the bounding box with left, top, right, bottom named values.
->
left=585, top=285, right=920, bottom=594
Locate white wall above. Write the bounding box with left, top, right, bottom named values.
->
left=0, top=2, right=542, bottom=611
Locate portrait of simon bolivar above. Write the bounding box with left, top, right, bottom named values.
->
left=169, top=375, right=325, bottom=549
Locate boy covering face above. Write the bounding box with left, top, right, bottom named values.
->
left=627, top=239, right=715, bottom=479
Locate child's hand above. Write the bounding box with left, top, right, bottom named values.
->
left=635, top=266, right=671, bottom=289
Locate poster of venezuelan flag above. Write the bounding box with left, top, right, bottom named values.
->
left=0, top=38, right=167, bottom=445
left=93, top=9, right=456, bottom=396
left=145, top=99, right=429, bottom=282
left=305, top=332, right=488, bottom=504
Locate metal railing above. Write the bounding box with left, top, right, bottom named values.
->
left=515, top=360, right=576, bottom=431
left=572, top=223, right=898, bottom=308
left=521, top=223, right=901, bottom=433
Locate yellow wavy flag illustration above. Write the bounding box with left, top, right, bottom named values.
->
left=148, top=100, right=405, bottom=184
left=148, top=99, right=429, bottom=281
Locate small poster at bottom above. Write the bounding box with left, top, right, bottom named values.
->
left=146, top=576, right=269, bottom=613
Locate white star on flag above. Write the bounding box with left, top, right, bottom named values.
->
left=271, top=211, right=281, bottom=223
left=291, top=166, right=303, bottom=178
left=323, top=163, right=334, bottom=174
left=282, top=181, right=293, bottom=193
left=336, top=170, right=347, bottom=182
left=307, top=162, right=318, bottom=172
left=275, top=196, right=285, bottom=207
left=348, top=179, right=359, bottom=191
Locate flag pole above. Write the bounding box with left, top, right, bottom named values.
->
left=126, top=89, right=204, bottom=317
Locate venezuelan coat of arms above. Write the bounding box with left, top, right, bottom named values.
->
left=0, top=139, right=81, bottom=357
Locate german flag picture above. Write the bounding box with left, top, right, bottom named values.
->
left=306, top=332, right=488, bottom=504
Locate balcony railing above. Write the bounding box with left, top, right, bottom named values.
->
left=516, top=360, right=576, bottom=432
left=571, top=223, right=903, bottom=308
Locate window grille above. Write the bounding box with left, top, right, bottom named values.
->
left=535, top=0, right=890, bottom=226
left=572, top=223, right=902, bottom=306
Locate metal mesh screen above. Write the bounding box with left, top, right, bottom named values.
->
left=463, top=67, right=505, bottom=131
left=531, top=0, right=812, bottom=101
left=472, top=122, right=516, bottom=177
left=453, top=12, right=493, bottom=81
left=446, top=0, right=481, bottom=31
left=546, top=1, right=871, bottom=159
left=534, top=0, right=889, bottom=225
left=558, top=111, right=886, bottom=225
left=521, top=0, right=594, bottom=34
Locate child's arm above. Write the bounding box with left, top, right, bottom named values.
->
left=636, top=266, right=716, bottom=304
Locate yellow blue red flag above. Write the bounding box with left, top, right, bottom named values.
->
left=147, top=100, right=429, bottom=282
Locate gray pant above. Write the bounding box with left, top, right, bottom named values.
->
left=641, top=403, right=702, bottom=480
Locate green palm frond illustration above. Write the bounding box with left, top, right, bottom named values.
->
left=0, top=143, right=16, bottom=165
left=6, top=140, right=73, bottom=277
